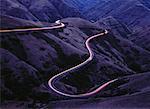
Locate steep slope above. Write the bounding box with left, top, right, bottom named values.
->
left=64, top=0, right=107, bottom=12
left=95, top=16, right=150, bottom=51
left=95, top=16, right=132, bottom=39
left=0, top=0, right=82, bottom=22
left=0, top=0, right=39, bottom=21
left=63, top=0, right=84, bottom=11
left=49, top=0, right=81, bottom=18
left=50, top=72, right=150, bottom=109
left=0, top=15, right=43, bottom=29
left=66, top=0, right=150, bottom=32
left=1, top=1, right=150, bottom=108
left=130, top=27, right=150, bottom=51
left=65, top=0, right=150, bottom=51
left=139, top=0, right=150, bottom=8
left=1, top=16, right=150, bottom=107
left=115, top=4, right=150, bottom=31
left=1, top=48, right=41, bottom=100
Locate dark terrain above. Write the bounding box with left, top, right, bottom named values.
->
left=0, top=0, right=150, bottom=109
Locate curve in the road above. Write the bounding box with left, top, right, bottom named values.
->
left=48, top=26, right=118, bottom=98
left=0, top=20, right=118, bottom=98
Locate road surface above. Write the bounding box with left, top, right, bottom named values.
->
left=48, top=24, right=118, bottom=98
left=0, top=20, right=65, bottom=33
left=0, top=20, right=118, bottom=98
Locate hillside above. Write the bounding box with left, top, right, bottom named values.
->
left=50, top=72, right=150, bottom=109
left=95, top=16, right=150, bottom=51
left=65, top=0, right=150, bottom=51
left=0, top=0, right=150, bottom=108
left=1, top=0, right=82, bottom=22
left=1, top=15, right=150, bottom=108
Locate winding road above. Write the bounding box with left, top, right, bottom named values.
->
left=0, top=20, right=118, bottom=98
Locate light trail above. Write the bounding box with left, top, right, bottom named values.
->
left=0, top=20, right=117, bottom=98
left=48, top=27, right=118, bottom=98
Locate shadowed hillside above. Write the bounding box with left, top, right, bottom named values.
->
left=0, top=0, right=150, bottom=109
